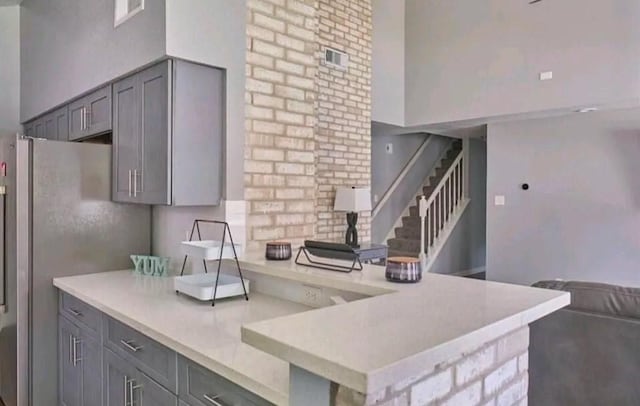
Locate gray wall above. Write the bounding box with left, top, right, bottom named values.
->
left=20, top=0, right=166, bottom=121
left=371, top=0, right=405, bottom=126
left=405, top=0, right=640, bottom=126
left=0, top=6, right=19, bottom=137
left=431, top=137, right=487, bottom=274
left=153, top=0, right=247, bottom=270
left=371, top=129, right=450, bottom=243
left=486, top=109, right=640, bottom=287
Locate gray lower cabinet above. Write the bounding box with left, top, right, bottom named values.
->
left=69, top=85, right=112, bottom=141
left=178, top=357, right=272, bottom=406
left=59, top=293, right=270, bottom=406
left=104, top=348, right=177, bottom=406
left=58, top=315, right=103, bottom=406
left=112, top=59, right=224, bottom=206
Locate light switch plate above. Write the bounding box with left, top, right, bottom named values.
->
left=494, top=195, right=506, bottom=206
left=539, top=71, right=553, bottom=81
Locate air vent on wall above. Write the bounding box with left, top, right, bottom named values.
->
left=114, top=0, right=145, bottom=27
left=324, top=48, right=349, bottom=71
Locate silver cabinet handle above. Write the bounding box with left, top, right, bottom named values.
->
left=128, top=170, right=132, bottom=197
left=203, top=394, right=226, bottom=406
left=69, top=334, right=73, bottom=364
left=130, top=381, right=142, bottom=406
left=120, top=339, right=143, bottom=353
left=68, top=308, right=83, bottom=317
left=133, top=170, right=138, bottom=197
left=72, top=336, right=81, bottom=366
left=124, top=376, right=129, bottom=406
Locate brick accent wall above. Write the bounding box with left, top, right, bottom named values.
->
left=245, top=0, right=319, bottom=250
left=334, top=327, right=530, bottom=406
left=245, top=0, right=373, bottom=249
left=315, top=0, right=373, bottom=241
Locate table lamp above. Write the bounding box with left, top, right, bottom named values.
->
left=334, top=187, right=372, bottom=248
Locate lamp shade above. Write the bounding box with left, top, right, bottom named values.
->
left=334, top=187, right=372, bottom=212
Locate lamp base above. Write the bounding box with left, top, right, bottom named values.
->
left=345, top=212, right=359, bottom=248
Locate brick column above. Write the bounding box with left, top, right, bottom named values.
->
left=315, top=0, right=373, bottom=242
left=245, top=0, right=373, bottom=249
left=245, top=0, right=319, bottom=251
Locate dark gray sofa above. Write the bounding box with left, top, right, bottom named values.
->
left=529, top=280, right=640, bottom=406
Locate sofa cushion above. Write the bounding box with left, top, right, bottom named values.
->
left=533, top=280, right=640, bottom=320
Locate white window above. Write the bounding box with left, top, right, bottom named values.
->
left=114, top=0, right=145, bottom=27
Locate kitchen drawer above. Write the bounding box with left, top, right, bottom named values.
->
left=178, top=356, right=272, bottom=406
left=59, top=292, right=103, bottom=336
left=104, top=316, right=177, bottom=393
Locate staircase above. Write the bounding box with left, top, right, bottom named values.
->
left=387, top=139, right=468, bottom=264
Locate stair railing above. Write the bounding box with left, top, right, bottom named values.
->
left=419, top=150, right=465, bottom=268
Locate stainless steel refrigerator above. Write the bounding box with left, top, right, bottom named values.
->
left=0, top=136, right=151, bottom=406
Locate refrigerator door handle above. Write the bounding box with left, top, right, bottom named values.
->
left=128, top=170, right=132, bottom=197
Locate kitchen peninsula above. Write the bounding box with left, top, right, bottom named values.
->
left=53, top=255, right=569, bottom=406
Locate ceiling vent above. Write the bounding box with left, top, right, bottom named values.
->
left=324, top=48, right=349, bottom=71
left=114, top=0, right=145, bottom=27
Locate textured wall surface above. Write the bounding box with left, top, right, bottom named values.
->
left=335, top=327, right=530, bottom=406
left=315, top=0, right=373, bottom=242
left=245, top=0, right=373, bottom=249
left=245, top=0, right=319, bottom=250
left=487, top=109, right=640, bottom=287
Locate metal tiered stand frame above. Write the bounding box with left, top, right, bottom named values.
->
left=178, top=219, right=249, bottom=306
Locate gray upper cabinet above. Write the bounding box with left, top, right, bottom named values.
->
left=43, top=106, right=69, bottom=141
left=69, top=85, right=112, bottom=141
left=112, top=59, right=224, bottom=206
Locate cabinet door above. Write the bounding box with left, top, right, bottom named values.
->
left=24, top=122, right=35, bottom=138
left=44, top=113, right=57, bottom=140
left=137, top=372, right=178, bottom=406
left=138, top=60, right=171, bottom=205
left=80, top=331, right=103, bottom=406
left=42, top=107, right=68, bottom=141
left=86, top=85, right=112, bottom=136
left=55, top=106, right=70, bottom=141
left=34, top=118, right=46, bottom=139
left=69, top=98, right=87, bottom=141
left=104, top=348, right=137, bottom=406
left=59, top=316, right=81, bottom=406
left=112, top=75, right=140, bottom=203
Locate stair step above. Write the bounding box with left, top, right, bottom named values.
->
left=387, top=238, right=421, bottom=253
left=394, top=227, right=421, bottom=239
left=402, top=216, right=421, bottom=228
left=388, top=250, right=420, bottom=259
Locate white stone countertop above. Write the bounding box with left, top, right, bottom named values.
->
left=237, top=253, right=570, bottom=395
left=53, top=270, right=311, bottom=406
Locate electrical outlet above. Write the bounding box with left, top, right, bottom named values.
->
left=301, top=285, right=322, bottom=307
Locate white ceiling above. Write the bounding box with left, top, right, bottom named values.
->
left=0, top=0, right=22, bottom=6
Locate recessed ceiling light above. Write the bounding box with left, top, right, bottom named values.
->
left=575, top=107, right=599, bottom=113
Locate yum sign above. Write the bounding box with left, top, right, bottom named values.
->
left=130, top=255, right=170, bottom=276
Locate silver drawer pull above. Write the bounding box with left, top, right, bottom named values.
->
left=69, top=308, right=83, bottom=317
left=203, top=394, right=226, bottom=406
left=120, top=339, right=143, bottom=353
